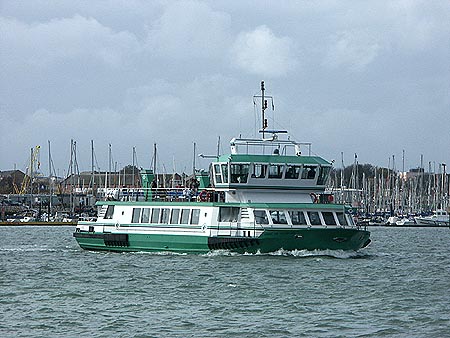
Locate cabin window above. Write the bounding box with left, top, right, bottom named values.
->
left=230, top=164, right=249, bottom=183
left=289, top=211, right=307, bottom=225
left=252, top=164, right=267, bottom=178
left=221, top=164, right=229, bottom=183
left=180, top=209, right=190, bottom=224
left=151, top=208, right=160, bottom=223
left=131, top=208, right=141, bottom=223
left=253, top=210, right=269, bottom=224
left=270, top=210, right=288, bottom=224
left=268, top=165, right=284, bottom=179
left=141, top=208, right=150, bottom=223
left=219, top=207, right=240, bottom=222
left=301, top=166, right=317, bottom=180
left=171, top=209, right=180, bottom=224
left=104, top=205, right=114, bottom=219
left=214, top=164, right=222, bottom=184
left=322, top=212, right=336, bottom=225
left=336, top=212, right=348, bottom=226
left=307, top=211, right=321, bottom=225
left=285, top=165, right=301, bottom=179
left=160, top=208, right=170, bottom=224
left=190, top=209, right=200, bottom=224
left=317, top=166, right=330, bottom=185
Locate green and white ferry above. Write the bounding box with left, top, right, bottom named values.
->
left=73, top=82, right=371, bottom=253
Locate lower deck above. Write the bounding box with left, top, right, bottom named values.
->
left=74, top=201, right=370, bottom=253
left=73, top=226, right=371, bottom=253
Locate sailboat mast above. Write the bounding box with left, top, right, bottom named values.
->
left=91, top=140, right=94, bottom=191
left=192, top=142, right=197, bottom=176
left=48, top=141, right=52, bottom=216
left=132, top=147, right=136, bottom=188
left=217, top=136, right=221, bottom=157
left=153, top=143, right=158, bottom=187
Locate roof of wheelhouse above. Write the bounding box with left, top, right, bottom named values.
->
left=216, top=154, right=331, bottom=166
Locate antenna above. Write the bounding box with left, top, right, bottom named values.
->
left=253, top=80, right=274, bottom=139
left=261, top=81, right=266, bottom=138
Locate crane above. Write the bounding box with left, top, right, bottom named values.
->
left=15, top=145, right=41, bottom=194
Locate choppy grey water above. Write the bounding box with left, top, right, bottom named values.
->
left=1, top=226, right=449, bottom=338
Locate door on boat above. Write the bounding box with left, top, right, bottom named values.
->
left=217, top=207, right=240, bottom=236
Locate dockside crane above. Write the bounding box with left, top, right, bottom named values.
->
left=15, top=145, right=41, bottom=195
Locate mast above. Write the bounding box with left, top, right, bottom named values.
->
left=261, top=81, right=266, bottom=138
left=108, top=144, right=112, bottom=188
left=91, top=140, right=94, bottom=191
left=441, top=163, right=446, bottom=209
left=48, top=141, right=52, bottom=216
left=253, top=81, right=273, bottom=140
left=340, top=152, right=344, bottom=204
left=69, top=139, right=74, bottom=216
left=153, top=143, right=158, bottom=188
left=132, top=147, right=136, bottom=188
left=192, top=142, right=196, bottom=176
left=30, top=147, right=34, bottom=208
left=217, top=136, right=221, bottom=158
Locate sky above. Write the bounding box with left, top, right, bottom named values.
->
left=1, top=0, right=449, bottom=177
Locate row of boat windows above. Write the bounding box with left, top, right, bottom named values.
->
left=213, top=163, right=330, bottom=185
left=104, top=205, right=201, bottom=225
left=254, top=210, right=350, bottom=226
left=132, top=207, right=200, bottom=225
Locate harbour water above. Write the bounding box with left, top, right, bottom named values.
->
left=1, top=226, right=449, bottom=337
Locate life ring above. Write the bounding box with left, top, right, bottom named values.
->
left=199, top=190, right=210, bottom=202
left=310, top=193, right=319, bottom=203
left=327, top=195, right=334, bottom=203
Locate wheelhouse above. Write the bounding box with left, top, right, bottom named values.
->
left=212, top=154, right=332, bottom=190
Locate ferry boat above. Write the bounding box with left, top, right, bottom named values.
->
left=73, top=82, right=371, bottom=253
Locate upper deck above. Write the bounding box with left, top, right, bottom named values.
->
left=210, top=135, right=332, bottom=203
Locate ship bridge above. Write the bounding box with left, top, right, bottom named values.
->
left=211, top=137, right=332, bottom=203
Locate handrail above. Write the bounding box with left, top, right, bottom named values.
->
left=99, top=186, right=223, bottom=203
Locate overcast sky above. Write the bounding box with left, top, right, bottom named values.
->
left=1, top=0, right=449, bottom=177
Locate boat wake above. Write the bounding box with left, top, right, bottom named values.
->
left=267, top=248, right=371, bottom=259
left=203, top=248, right=371, bottom=259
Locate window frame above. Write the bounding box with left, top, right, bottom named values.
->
left=268, top=164, right=284, bottom=179
left=131, top=208, right=141, bottom=223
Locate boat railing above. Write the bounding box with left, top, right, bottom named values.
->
left=230, top=137, right=312, bottom=156
left=104, top=187, right=224, bottom=203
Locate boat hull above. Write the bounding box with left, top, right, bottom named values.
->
left=73, top=227, right=370, bottom=253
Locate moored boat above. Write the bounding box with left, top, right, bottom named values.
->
left=73, top=82, right=371, bottom=253
left=414, top=210, right=450, bottom=227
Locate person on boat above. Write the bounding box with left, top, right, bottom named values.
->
left=183, top=187, right=192, bottom=201
left=307, top=167, right=316, bottom=179
left=151, top=179, right=157, bottom=200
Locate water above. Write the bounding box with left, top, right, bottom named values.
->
left=1, top=226, right=449, bottom=338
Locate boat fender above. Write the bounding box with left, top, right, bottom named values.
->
left=202, top=224, right=207, bottom=232
left=310, top=193, right=319, bottom=203
left=115, top=222, right=120, bottom=229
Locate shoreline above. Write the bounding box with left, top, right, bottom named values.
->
left=0, top=221, right=76, bottom=226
